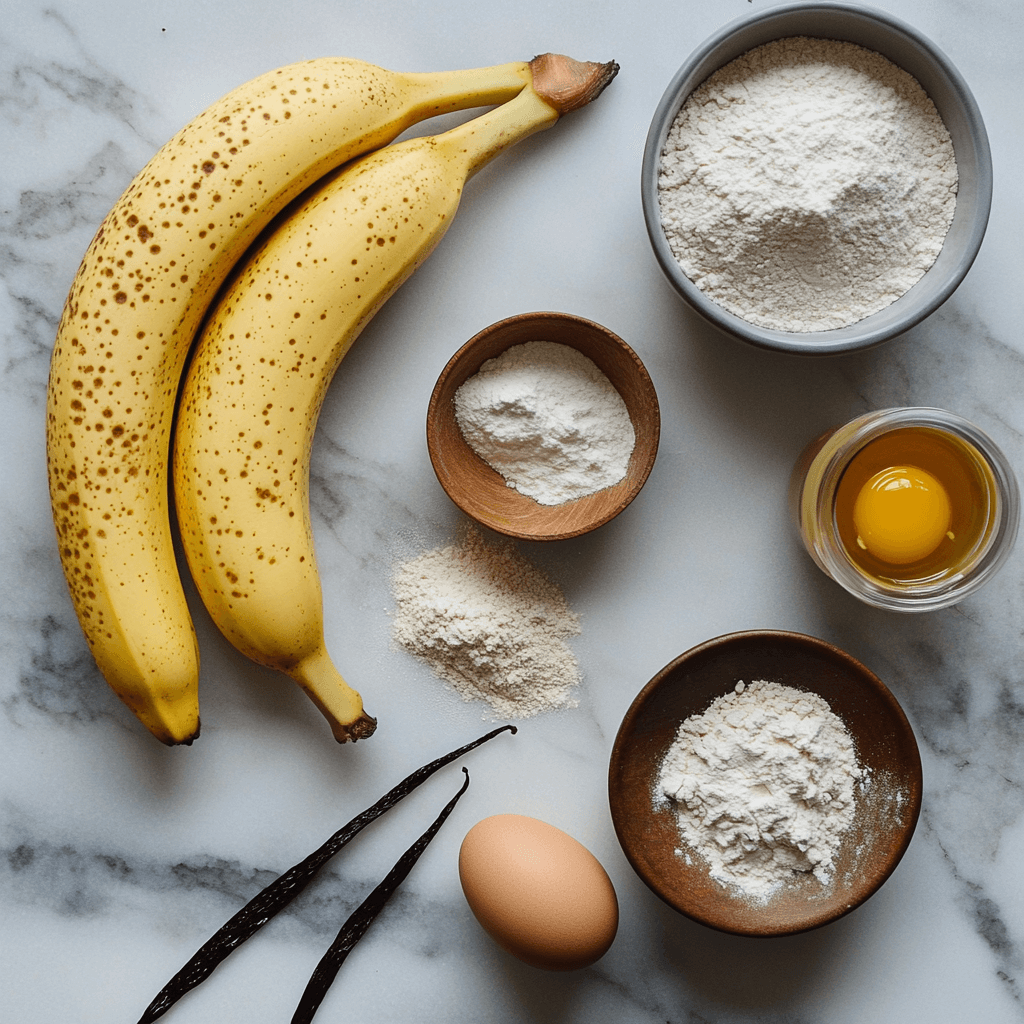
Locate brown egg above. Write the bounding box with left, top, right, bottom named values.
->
left=458, top=814, right=618, bottom=971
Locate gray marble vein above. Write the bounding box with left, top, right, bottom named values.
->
left=4, top=0, right=1024, bottom=1021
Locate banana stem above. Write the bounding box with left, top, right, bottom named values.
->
left=400, top=61, right=533, bottom=116
left=432, top=53, right=618, bottom=181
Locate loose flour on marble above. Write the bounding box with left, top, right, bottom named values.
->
left=454, top=340, right=635, bottom=506
left=658, top=680, right=864, bottom=899
left=658, top=36, right=958, bottom=332
left=391, top=527, right=581, bottom=718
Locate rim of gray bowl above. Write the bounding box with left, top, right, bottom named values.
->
left=641, top=0, right=993, bottom=356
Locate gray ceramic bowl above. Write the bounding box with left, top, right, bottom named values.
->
left=641, top=1, right=992, bottom=355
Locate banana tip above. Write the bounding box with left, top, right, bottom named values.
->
left=333, top=712, right=378, bottom=743
left=160, top=719, right=200, bottom=746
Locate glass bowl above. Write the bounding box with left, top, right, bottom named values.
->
left=791, top=407, right=1020, bottom=610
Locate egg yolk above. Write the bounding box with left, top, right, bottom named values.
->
left=852, top=465, right=952, bottom=565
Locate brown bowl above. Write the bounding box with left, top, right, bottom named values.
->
left=608, top=630, right=922, bottom=937
left=426, top=312, right=660, bottom=541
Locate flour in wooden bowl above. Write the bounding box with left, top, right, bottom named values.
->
left=658, top=680, right=865, bottom=900
left=454, top=341, right=635, bottom=506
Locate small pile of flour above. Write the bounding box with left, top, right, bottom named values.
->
left=658, top=36, right=958, bottom=332
left=658, top=680, right=864, bottom=900
left=391, top=527, right=581, bottom=718
left=454, top=340, right=635, bottom=506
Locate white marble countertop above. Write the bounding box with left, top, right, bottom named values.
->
left=4, top=0, right=1024, bottom=1020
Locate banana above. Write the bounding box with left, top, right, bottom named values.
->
left=45, top=57, right=537, bottom=745
left=172, top=54, right=618, bottom=742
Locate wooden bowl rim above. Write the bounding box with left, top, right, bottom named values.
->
left=608, top=629, right=923, bottom=936
left=427, top=311, right=661, bottom=541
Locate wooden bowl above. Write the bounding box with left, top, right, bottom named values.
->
left=427, top=312, right=660, bottom=541
left=608, top=631, right=923, bottom=937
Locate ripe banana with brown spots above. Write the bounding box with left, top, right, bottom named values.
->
left=45, top=56, right=538, bottom=745
left=171, top=54, right=617, bottom=742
